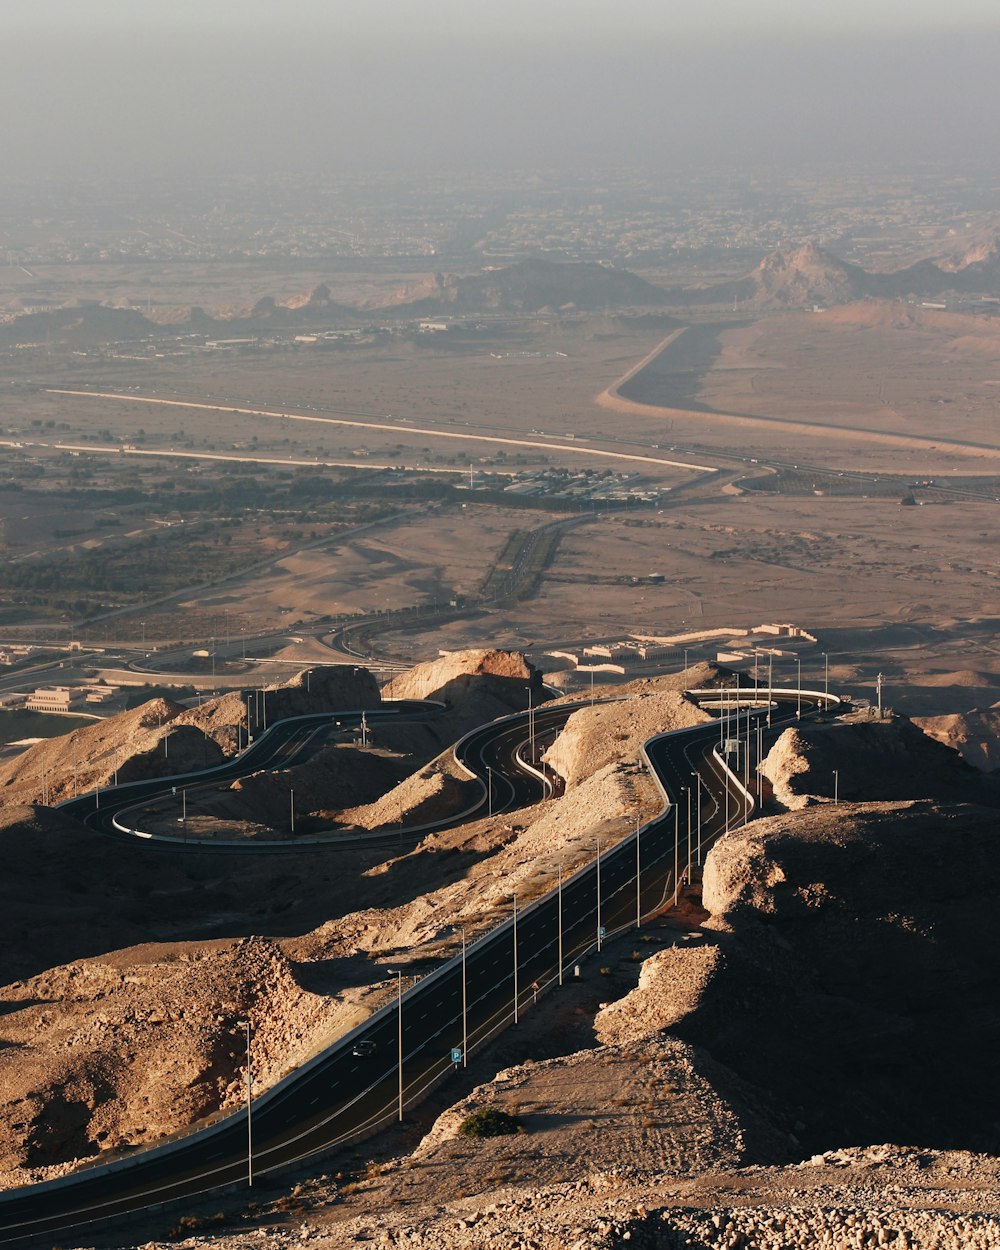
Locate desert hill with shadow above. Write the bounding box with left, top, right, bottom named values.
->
left=3, top=661, right=1000, bottom=1248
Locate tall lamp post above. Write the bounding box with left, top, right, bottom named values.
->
left=596, top=839, right=603, bottom=951
left=512, top=895, right=519, bottom=1023
left=691, top=772, right=703, bottom=866
left=460, top=928, right=468, bottom=1067
left=673, top=804, right=680, bottom=906
left=235, top=1019, right=252, bottom=1187
left=557, top=862, right=564, bottom=985
left=635, top=813, right=642, bottom=929
left=392, top=970, right=404, bottom=1121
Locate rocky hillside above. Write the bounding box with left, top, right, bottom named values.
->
left=0, top=936, right=354, bottom=1176
left=374, top=259, right=670, bottom=314
left=544, top=688, right=710, bottom=791
left=676, top=234, right=1000, bottom=308
left=0, top=665, right=380, bottom=807
left=7, top=663, right=1000, bottom=1247
left=913, top=705, right=1000, bottom=772
left=744, top=240, right=869, bottom=307
left=383, top=647, right=539, bottom=721
left=695, top=798, right=1000, bottom=1153
left=759, top=713, right=994, bottom=809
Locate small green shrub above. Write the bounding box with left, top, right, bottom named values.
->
left=457, top=1106, right=522, bottom=1139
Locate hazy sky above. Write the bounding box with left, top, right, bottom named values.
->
left=3, top=1, right=999, bottom=180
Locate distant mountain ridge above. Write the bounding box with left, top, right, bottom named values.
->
left=0, top=262, right=667, bottom=347
left=678, top=234, right=1000, bottom=308
left=5, top=237, right=1000, bottom=348
left=372, top=259, right=669, bottom=314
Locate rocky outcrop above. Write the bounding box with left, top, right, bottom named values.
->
left=594, top=942, right=723, bottom=1043
left=913, top=706, right=1000, bottom=772
left=544, top=690, right=710, bottom=791
left=694, top=800, right=1000, bottom=1153
left=384, top=648, right=537, bottom=707
left=759, top=715, right=991, bottom=809
left=0, top=936, right=354, bottom=1171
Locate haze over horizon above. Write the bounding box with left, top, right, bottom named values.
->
left=2, top=0, right=999, bottom=183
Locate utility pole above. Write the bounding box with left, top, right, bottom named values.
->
left=833, top=769, right=839, bottom=805
left=596, top=838, right=603, bottom=951
left=394, top=970, right=404, bottom=1121
left=461, top=928, right=468, bottom=1067
left=487, top=766, right=493, bottom=818
left=557, top=862, right=564, bottom=985
left=235, top=1020, right=252, bottom=1186
left=796, top=656, right=802, bottom=719
left=512, top=895, right=519, bottom=1023
left=692, top=774, right=702, bottom=866
left=673, top=804, right=680, bottom=906
left=876, top=672, right=884, bottom=717
left=635, top=813, right=642, bottom=928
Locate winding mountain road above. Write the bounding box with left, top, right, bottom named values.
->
left=0, top=688, right=834, bottom=1245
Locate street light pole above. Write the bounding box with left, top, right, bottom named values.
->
left=235, top=1019, right=252, bottom=1187
left=796, top=656, right=802, bottom=719
left=694, top=774, right=702, bottom=866
left=557, top=862, right=564, bottom=985
left=833, top=769, right=839, bottom=805
left=635, top=813, right=642, bottom=929
left=461, top=928, right=468, bottom=1067
left=395, top=970, right=404, bottom=1121
left=673, top=804, right=680, bottom=906
left=596, top=838, right=603, bottom=951
left=824, top=652, right=829, bottom=704
left=512, top=895, right=519, bottom=1023
left=487, top=766, right=493, bottom=818
left=290, top=789, right=295, bottom=834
